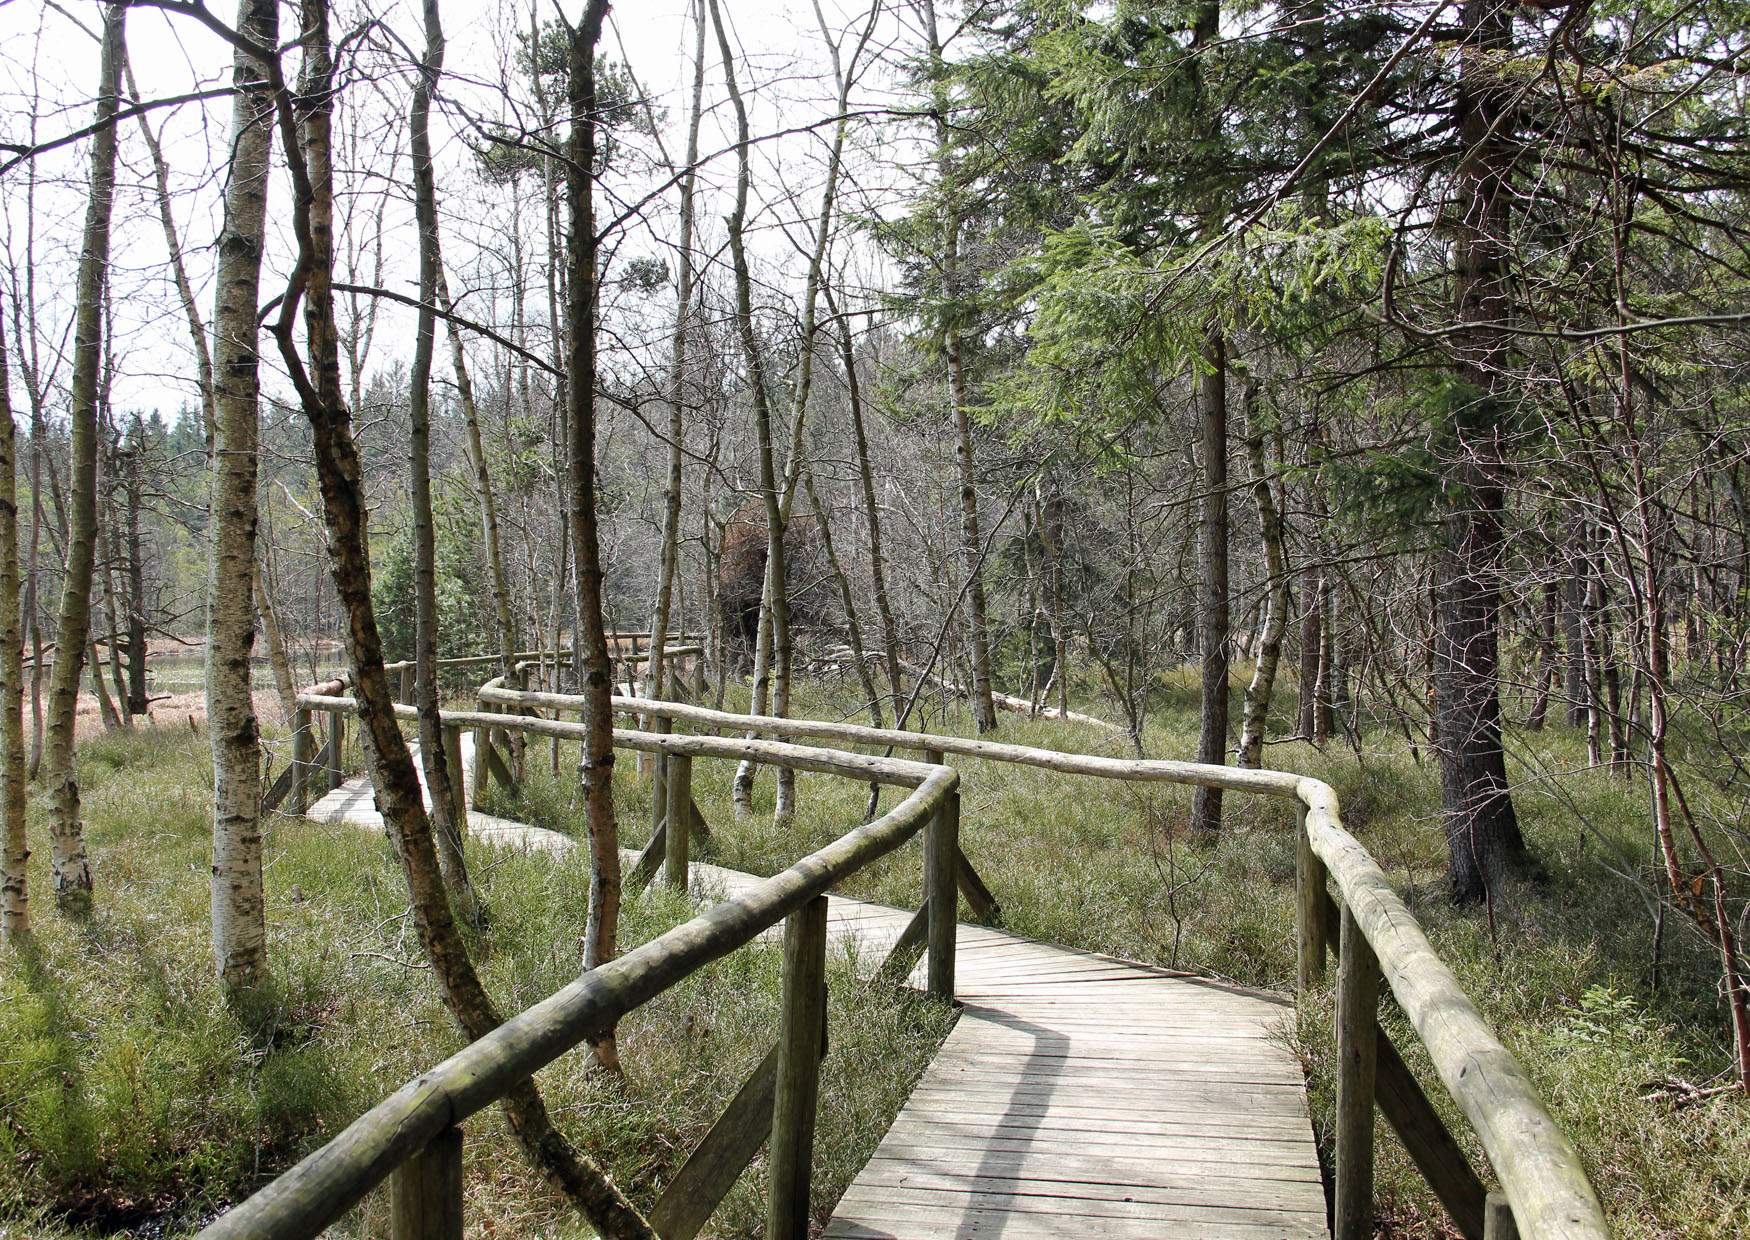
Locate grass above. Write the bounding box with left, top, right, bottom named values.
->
left=3, top=667, right=1747, bottom=1237
left=0, top=723, right=952, bottom=1238
left=492, top=670, right=1750, bottom=1238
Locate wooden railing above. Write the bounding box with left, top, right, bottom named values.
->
left=213, top=689, right=958, bottom=1240
left=464, top=686, right=1610, bottom=1240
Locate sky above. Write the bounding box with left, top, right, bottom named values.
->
left=0, top=0, right=932, bottom=420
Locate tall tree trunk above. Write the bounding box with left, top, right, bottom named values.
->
left=121, top=424, right=148, bottom=715
left=270, top=2, right=648, bottom=1226
left=1435, top=0, right=1529, bottom=902
left=918, top=0, right=996, bottom=735
left=0, top=288, right=27, bottom=942
left=408, top=0, right=475, bottom=918
left=646, top=0, right=706, bottom=702
left=713, top=0, right=794, bottom=824
left=830, top=292, right=904, bottom=721
left=206, top=0, right=274, bottom=994
left=1192, top=317, right=1229, bottom=832
left=126, top=60, right=218, bottom=454
left=438, top=269, right=519, bottom=680
left=565, top=0, right=625, bottom=1069
left=1525, top=577, right=1558, bottom=729
left=253, top=558, right=298, bottom=723
left=45, top=0, right=128, bottom=916
left=1237, top=383, right=1288, bottom=768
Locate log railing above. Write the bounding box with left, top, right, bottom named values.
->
left=465, top=686, right=1610, bottom=1240
left=211, top=689, right=958, bottom=1240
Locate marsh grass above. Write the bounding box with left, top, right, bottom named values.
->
left=5, top=672, right=1748, bottom=1237
left=493, top=674, right=1749, bottom=1238
left=0, top=722, right=951, bottom=1238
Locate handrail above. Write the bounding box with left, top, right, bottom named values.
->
left=211, top=692, right=959, bottom=1240
left=475, top=681, right=1610, bottom=1240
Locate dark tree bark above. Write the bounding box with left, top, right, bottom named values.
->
left=46, top=0, right=129, bottom=916
left=1434, top=0, right=1530, bottom=902
left=408, top=0, right=476, bottom=920
left=564, top=0, right=626, bottom=1069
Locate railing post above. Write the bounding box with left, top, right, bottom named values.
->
left=925, top=783, right=958, bottom=1001
left=291, top=705, right=312, bottom=817
left=325, top=713, right=344, bottom=791
left=441, top=725, right=468, bottom=817
left=398, top=665, right=414, bottom=706
left=1335, top=902, right=1381, bottom=1240
left=1484, top=1192, right=1519, bottom=1240
left=1296, top=802, right=1330, bottom=992
left=664, top=753, right=692, bottom=891
left=391, top=1125, right=463, bottom=1240
left=767, top=894, right=828, bottom=1240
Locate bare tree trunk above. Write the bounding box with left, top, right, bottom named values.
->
left=1237, top=383, right=1288, bottom=769
left=0, top=288, right=27, bottom=942
left=1435, top=0, right=1528, bottom=902
left=121, top=422, right=148, bottom=715
left=1192, top=317, right=1229, bottom=833
left=824, top=302, right=902, bottom=724
left=206, top=0, right=274, bottom=994
left=916, top=0, right=996, bottom=735
left=45, top=0, right=128, bottom=916
left=267, top=2, right=648, bottom=1226
left=408, top=0, right=475, bottom=919
left=565, top=0, right=625, bottom=1069
left=645, top=0, right=706, bottom=707
left=126, top=60, right=217, bottom=454
left=436, top=271, right=519, bottom=671
left=253, top=559, right=297, bottom=723
left=1525, top=577, right=1558, bottom=729
left=713, top=0, right=795, bottom=823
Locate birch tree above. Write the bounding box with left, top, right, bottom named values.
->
left=44, top=0, right=128, bottom=916
left=206, top=0, right=275, bottom=994
left=0, top=287, right=26, bottom=942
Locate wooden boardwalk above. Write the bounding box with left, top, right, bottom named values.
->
left=309, top=747, right=1328, bottom=1239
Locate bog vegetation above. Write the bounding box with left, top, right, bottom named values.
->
left=1, top=0, right=1748, bottom=1236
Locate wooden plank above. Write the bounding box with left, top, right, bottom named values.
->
left=874, top=902, right=930, bottom=984
left=834, top=1184, right=1329, bottom=1229
left=260, top=760, right=296, bottom=814
left=954, top=846, right=1000, bottom=921
left=858, top=1147, right=1322, bottom=1186
left=648, top=1045, right=780, bottom=1240
left=1377, top=1026, right=1488, bottom=1240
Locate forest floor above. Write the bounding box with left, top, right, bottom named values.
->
left=1, top=669, right=1747, bottom=1237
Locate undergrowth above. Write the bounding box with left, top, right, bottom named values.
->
left=0, top=724, right=951, bottom=1238
left=3, top=665, right=1746, bottom=1237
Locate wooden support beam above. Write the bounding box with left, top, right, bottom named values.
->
left=290, top=707, right=312, bottom=816
left=875, top=901, right=930, bottom=984
left=1297, top=802, right=1330, bottom=991
left=925, top=789, right=958, bottom=1000
left=649, top=1046, right=780, bottom=1240
left=1377, top=1029, right=1489, bottom=1240
left=324, top=714, right=344, bottom=791
left=664, top=755, right=692, bottom=891
left=1484, top=1192, right=1519, bottom=1240
left=767, top=895, right=828, bottom=1240
left=260, top=760, right=296, bottom=815
left=690, top=797, right=712, bottom=840
left=1335, top=902, right=1381, bottom=1240
left=390, top=1126, right=462, bottom=1240
left=627, top=820, right=666, bottom=893
left=954, top=846, right=999, bottom=922
left=481, top=733, right=514, bottom=792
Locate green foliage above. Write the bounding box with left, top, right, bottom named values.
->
left=370, top=483, right=492, bottom=664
